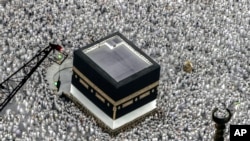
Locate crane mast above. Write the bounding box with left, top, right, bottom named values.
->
left=0, top=43, right=67, bottom=112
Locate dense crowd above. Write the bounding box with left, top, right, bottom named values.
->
left=0, top=0, right=250, bottom=140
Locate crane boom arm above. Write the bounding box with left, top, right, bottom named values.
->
left=0, top=43, right=65, bottom=112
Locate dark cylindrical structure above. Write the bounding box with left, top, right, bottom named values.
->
left=212, top=108, right=232, bottom=141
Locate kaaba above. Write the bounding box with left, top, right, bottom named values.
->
left=70, top=32, right=160, bottom=130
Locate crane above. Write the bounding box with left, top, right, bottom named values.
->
left=0, top=43, right=68, bottom=112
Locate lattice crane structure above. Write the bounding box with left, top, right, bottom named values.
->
left=0, top=43, right=68, bottom=112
